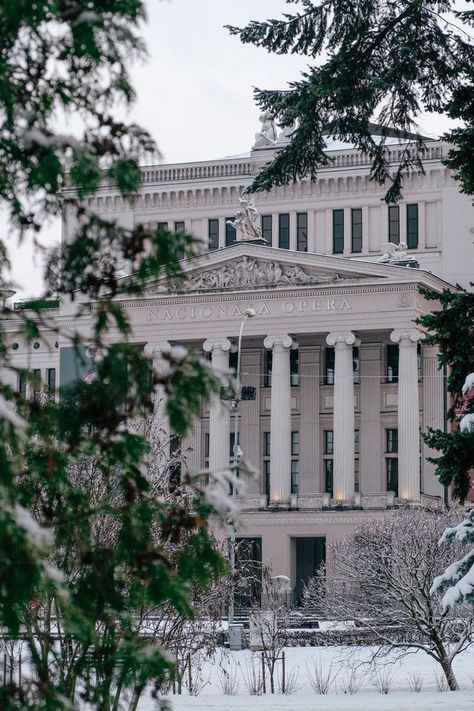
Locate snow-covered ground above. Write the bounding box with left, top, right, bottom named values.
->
left=139, top=645, right=474, bottom=710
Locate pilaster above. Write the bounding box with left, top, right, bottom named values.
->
left=239, top=348, right=260, bottom=494
left=359, top=343, right=383, bottom=491
left=299, top=346, right=321, bottom=493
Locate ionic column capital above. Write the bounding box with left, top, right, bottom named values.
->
left=263, top=334, right=297, bottom=352
left=144, top=341, right=171, bottom=358
left=326, top=331, right=360, bottom=349
left=203, top=338, right=232, bottom=354
left=390, top=329, right=423, bottom=346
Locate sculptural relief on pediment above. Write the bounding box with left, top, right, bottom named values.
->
left=146, top=256, right=360, bottom=294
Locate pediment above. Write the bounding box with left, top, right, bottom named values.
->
left=142, top=243, right=433, bottom=296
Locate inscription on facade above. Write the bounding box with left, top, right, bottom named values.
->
left=145, top=297, right=352, bottom=322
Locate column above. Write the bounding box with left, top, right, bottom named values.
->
left=144, top=341, right=171, bottom=462
left=390, top=329, right=422, bottom=501
left=299, top=346, right=320, bottom=493
left=263, top=335, right=295, bottom=504
left=239, top=349, right=260, bottom=494
left=422, top=345, right=445, bottom=497
left=203, top=338, right=232, bottom=483
left=326, top=332, right=358, bottom=503
left=359, top=344, right=383, bottom=491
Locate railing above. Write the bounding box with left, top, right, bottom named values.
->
left=139, top=143, right=444, bottom=185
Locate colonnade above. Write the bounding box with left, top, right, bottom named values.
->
left=147, top=328, right=423, bottom=506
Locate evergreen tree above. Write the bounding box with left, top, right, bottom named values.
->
left=227, top=1, right=474, bottom=202
left=0, top=1, right=228, bottom=708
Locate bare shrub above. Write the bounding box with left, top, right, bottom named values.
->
left=338, top=662, right=363, bottom=695
left=373, top=667, right=393, bottom=694
left=217, top=659, right=240, bottom=695
left=434, top=669, right=449, bottom=692
left=407, top=672, right=423, bottom=693
left=243, top=655, right=264, bottom=695
left=281, top=665, right=302, bottom=695
left=307, top=657, right=337, bottom=694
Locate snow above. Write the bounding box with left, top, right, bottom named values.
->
left=12, top=504, right=53, bottom=548
left=137, top=645, right=474, bottom=710
left=460, top=413, right=474, bottom=433
left=462, top=373, right=474, bottom=395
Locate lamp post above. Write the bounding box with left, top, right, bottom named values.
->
left=228, top=307, right=256, bottom=632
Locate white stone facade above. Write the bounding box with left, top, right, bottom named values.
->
left=5, top=134, right=473, bottom=598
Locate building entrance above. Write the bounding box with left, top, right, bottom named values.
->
left=294, top=537, right=326, bottom=604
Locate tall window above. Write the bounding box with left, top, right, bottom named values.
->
left=264, top=350, right=272, bottom=387
left=323, top=430, right=334, bottom=495
left=279, top=213, right=290, bottom=249
left=406, top=203, right=419, bottom=249
left=386, top=428, right=399, bottom=496
left=354, top=429, right=360, bottom=492
left=225, top=217, right=236, bottom=246
left=386, top=344, right=399, bottom=383
left=174, top=221, right=185, bottom=260
left=351, top=208, right=362, bottom=253
left=46, top=368, right=56, bottom=395
left=261, top=215, right=272, bottom=245
left=18, top=372, right=27, bottom=397
left=208, top=219, right=219, bottom=251
left=263, top=431, right=271, bottom=496
left=157, top=221, right=168, bottom=230
left=332, top=209, right=344, bottom=254
left=32, top=368, right=41, bottom=401
left=388, top=205, right=400, bottom=244
left=291, top=430, right=299, bottom=495
left=290, top=348, right=299, bottom=386
left=296, top=212, right=308, bottom=252
left=324, top=347, right=335, bottom=385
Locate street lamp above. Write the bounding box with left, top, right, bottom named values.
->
left=228, top=307, right=256, bottom=636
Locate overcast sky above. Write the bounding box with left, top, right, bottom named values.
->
left=7, top=0, right=461, bottom=299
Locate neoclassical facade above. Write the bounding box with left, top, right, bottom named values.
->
left=4, top=129, right=473, bottom=597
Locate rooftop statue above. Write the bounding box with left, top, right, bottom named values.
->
left=227, top=196, right=263, bottom=241
left=377, top=242, right=417, bottom=267
left=253, top=110, right=278, bottom=148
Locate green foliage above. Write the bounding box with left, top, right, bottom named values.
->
left=0, top=1, right=227, bottom=708
left=417, top=286, right=474, bottom=502
left=227, top=1, right=474, bottom=202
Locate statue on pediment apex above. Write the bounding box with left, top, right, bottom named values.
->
left=227, top=196, right=263, bottom=241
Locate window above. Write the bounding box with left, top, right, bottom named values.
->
left=354, top=429, right=360, bottom=455
left=174, top=221, right=185, bottom=260
left=279, top=213, right=290, bottom=249
left=46, top=368, right=56, bottom=395
left=291, top=460, right=299, bottom=495
left=324, top=347, right=359, bottom=384
left=263, top=431, right=271, bottom=457
left=324, top=347, right=335, bottom=385
left=208, top=219, right=219, bottom=251
left=263, top=431, right=271, bottom=496
left=291, top=431, right=299, bottom=456
left=386, top=428, right=398, bottom=453
left=296, top=212, right=308, bottom=252
left=32, top=369, right=41, bottom=401
left=324, top=430, right=334, bottom=455
left=332, top=209, right=344, bottom=254
left=406, top=203, right=419, bottom=249
left=417, top=343, right=422, bottom=381
left=324, top=459, right=334, bottom=495
left=18, top=372, right=27, bottom=398
left=290, top=348, right=299, bottom=386
left=261, top=215, right=272, bottom=245
left=351, top=208, right=362, bottom=253
left=264, top=349, right=272, bottom=387
left=386, top=344, right=399, bottom=383
left=353, top=347, right=360, bottom=384
left=204, top=432, right=210, bottom=462
left=169, top=435, right=182, bottom=488
left=225, top=218, right=236, bottom=246
left=157, top=221, right=168, bottom=230
left=264, top=460, right=271, bottom=496
left=388, top=205, right=400, bottom=244
left=386, top=458, right=399, bottom=496
left=229, top=350, right=238, bottom=375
